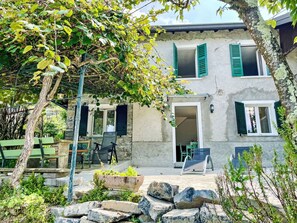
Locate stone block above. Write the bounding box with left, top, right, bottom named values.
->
left=87, top=208, right=131, bottom=223
left=101, top=200, right=141, bottom=214
left=147, top=181, right=179, bottom=202
left=174, top=187, right=218, bottom=209
left=57, top=176, right=83, bottom=187
left=162, top=209, right=200, bottom=223
left=138, top=195, right=174, bottom=221
left=80, top=216, right=97, bottom=223
left=44, top=178, right=57, bottom=187
left=200, top=203, right=232, bottom=223
left=50, top=207, right=65, bottom=218
left=138, top=214, right=154, bottom=223
left=55, top=217, right=81, bottom=223
left=64, top=201, right=101, bottom=217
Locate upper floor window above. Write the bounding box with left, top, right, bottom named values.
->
left=235, top=101, right=280, bottom=136
left=230, top=44, right=270, bottom=77
left=173, top=43, right=208, bottom=78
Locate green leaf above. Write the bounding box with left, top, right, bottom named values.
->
left=23, top=45, right=33, bottom=54
left=266, top=19, right=277, bottom=29
left=63, top=56, right=71, bottom=66
left=294, top=36, right=297, bottom=44
left=63, top=26, right=72, bottom=36
left=37, top=59, right=53, bottom=70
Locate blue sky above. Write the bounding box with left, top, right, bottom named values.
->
left=137, top=0, right=273, bottom=25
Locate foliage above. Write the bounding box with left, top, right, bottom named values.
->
left=216, top=110, right=297, bottom=222
left=0, top=193, right=53, bottom=223
left=20, top=173, right=67, bottom=206
left=110, top=190, right=142, bottom=203
left=0, top=180, right=15, bottom=201
left=94, top=166, right=138, bottom=177
left=78, top=179, right=108, bottom=203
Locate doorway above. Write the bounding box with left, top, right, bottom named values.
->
left=172, top=102, right=203, bottom=166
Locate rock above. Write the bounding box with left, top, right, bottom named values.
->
left=200, top=203, right=249, bottom=223
left=55, top=217, right=81, bottom=223
left=57, top=176, right=83, bottom=187
left=162, top=209, right=200, bottom=223
left=174, top=187, right=218, bottom=209
left=138, top=214, right=154, bottom=223
left=101, top=200, right=141, bottom=214
left=87, top=208, right=131, bottom=223
left=147, top=181, right=179, bottom=202
left=44, top=178, right=57, bottom=187
left=64, top=201, right=101, bottom=217
left=138, top=195, right=174, bottom=221
left=64, top=185, right=94, bottom=200
left=80, top=216, right=97, bottom=223
left=50, top=207, right=65, bottom=218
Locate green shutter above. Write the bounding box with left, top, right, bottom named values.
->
left=173, top=43, right=178, bottom=76
left=197, top=43, right=208, bottom=77
left=229, top=44, right=243, bottom=77
left=116, top=105, right=128, bottom=136
left=235, top=102, right=247, bottom=134
left=74, top=105, right=89, bottom=136
left=274, top=101, right=282, bottom=129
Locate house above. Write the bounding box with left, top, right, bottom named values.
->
left=65, top=13, right=297, bottom=168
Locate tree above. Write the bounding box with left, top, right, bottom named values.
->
left=0, top=0, right=187, bottom=185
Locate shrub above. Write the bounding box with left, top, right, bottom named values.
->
left=94, top=166, right=138, bottom=178
left=78, top=179, right=108, bottom=203
left=0, top=193, right=53, bottom=223
left=20, top=173, right=67, bottom=206
left=216, top=108, right=297, bottom=222
left=0, top=180, right=15, bottom=201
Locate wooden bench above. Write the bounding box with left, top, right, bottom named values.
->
left=0, top=137, right=62, bottom=168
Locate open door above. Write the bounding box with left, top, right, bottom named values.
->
left=172, top=102, right=203, bottom=167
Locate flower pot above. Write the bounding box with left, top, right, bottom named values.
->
left=98, top=175, right=144, bottom=192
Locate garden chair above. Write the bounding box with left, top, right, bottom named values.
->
left=181, top=148, right=214, bottom=175
left=230, top=146, right=251, bottom=169
left=93, top=132, right=118, bottom=164
left=179, top=144, right=187, bottom=162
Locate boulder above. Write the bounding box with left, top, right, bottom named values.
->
left=174, top=187, right=218, bottom=209
left=138, top=195, right=174, bottom=221
left=87, top=208, right=131, bottom=223
left=101, top=200, right=141, bottom=214
left=50, top=207, right=65, bottom=218
left=55, top=217, right=81, bottom=223
left=147, top=181, right=179, bottom=202
left=80, top=216, right=97, bottom=223
left=64, top=201, right=101, bottom=217
left=162, top=209, right=200, bottom=223
left=138, top=214, right=154, bottom=223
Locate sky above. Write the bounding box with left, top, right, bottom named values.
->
left=137, top=0, right=274, bottom=25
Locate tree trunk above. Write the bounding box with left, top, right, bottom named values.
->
left=10, top=75, right=53, bottom=186
left=221, top=0, right=297, bottom=144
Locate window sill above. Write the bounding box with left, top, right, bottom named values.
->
left=246, top=133, right=278, bottom=137
left=177, top=77, right=203, bottom=81
left=239, top=76, right=271, bottom=79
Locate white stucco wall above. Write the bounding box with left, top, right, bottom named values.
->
left=132, top=29, right=284, bottom=168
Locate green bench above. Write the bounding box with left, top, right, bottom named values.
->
left=0, top=137, right=60, bottom=168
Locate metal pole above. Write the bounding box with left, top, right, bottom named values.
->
left=67, top=54, right=87, bottom=202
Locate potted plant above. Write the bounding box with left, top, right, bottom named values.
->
left=93, top=166, right=144, bottom=192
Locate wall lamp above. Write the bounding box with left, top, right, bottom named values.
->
left=210, top=104, right=214, bottom=113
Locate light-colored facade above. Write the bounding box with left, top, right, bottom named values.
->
left=65, top=19, right=297, bottom=169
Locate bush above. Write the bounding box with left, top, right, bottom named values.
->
left=78, top=180, right=108, bottom=203
left=94, top=166, right=138, bottom=177
left=0, top=193, right=53, bottom=223
left=0, top=180, right=15, bottom=201
left=20, top=173, right=67, bottom=206
left=216, top=108, right=297, bottom=222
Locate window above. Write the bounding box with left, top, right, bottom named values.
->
left=235, top=101, right=280, bottom=136
left=230, top=44, right=270, bottom=77
left=87, top=104, right=128, bottom=136
left=173, top=43, right=208, bottom=78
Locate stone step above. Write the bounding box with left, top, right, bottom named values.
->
left=87, top=208, right=131, bottom=223
left=101, top=200, right=141, bottom=214
left=162, top=208, right=200, bottom=223
left=64, top=201, right=101, bottom=217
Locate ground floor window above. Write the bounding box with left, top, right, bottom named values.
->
left=235, top=101, right=279, bottom=136
left=92, top=109, right=116, bottom=136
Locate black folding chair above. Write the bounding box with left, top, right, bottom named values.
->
left=93, top=132, right=118, bottom=164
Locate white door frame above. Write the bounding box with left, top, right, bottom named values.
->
left=172, top=102, right=203, bottom=164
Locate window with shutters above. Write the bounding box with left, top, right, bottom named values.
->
left=235, top=101, right=279, bottom=136
left=230, top=44, right=270, bottom=77
left=87, top=105, right=116, bottom=136
left=173, top=43, right=208, bottom=78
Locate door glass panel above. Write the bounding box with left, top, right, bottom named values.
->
left=259, top=107, right=271, bottom=133
left=93, top=109, right=103, bottom=135
left=245, top=106, right=257, bottom=133
left=106, top=110, right=115, bottom=132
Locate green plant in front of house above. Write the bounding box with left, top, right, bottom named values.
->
left=78, top=179, right=109, bottom=203
left=20, top=173, right=67, bottom=206
left=0, top=193, right=53, bottom=223
left=216, top=108, right=297, bottom=222
left=94, top=166, right=138, bottom=178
